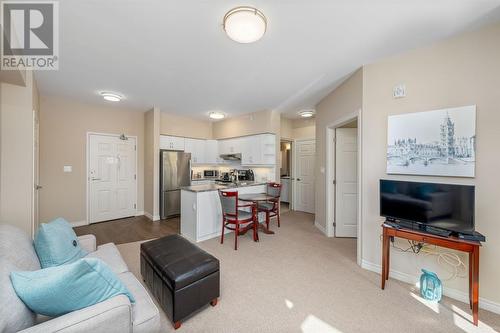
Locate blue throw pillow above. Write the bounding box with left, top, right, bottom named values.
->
left=34, top=218, right=87, bottom=268
left=10, top=258, right=135, bottom=317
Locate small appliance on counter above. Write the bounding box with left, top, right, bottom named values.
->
left=232, top=169, right=255, bottom=181
left=217, top=172, right=232, bottom=183
left=203, top=170, right=219, bottom=178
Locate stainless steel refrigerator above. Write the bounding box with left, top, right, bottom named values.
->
left=160, top=150, right=191, bottom=219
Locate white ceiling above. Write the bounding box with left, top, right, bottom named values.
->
left=36, top=0, right=500, bottom=119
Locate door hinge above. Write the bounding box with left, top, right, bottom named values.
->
left=134, top=203, right=136, bottom=209
left=134, top=174, right=136, bottom=180
left=333, top=221, right=336, bottom=227
left=332, top=180, right=336, bottom=185
left=134, top=145, right=137, bottom=151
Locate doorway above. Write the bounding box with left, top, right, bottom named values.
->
left=294, top=139, right=315, bottom=213
left=87, top=133, right=138, bottom=224
left=279, top=139, right=293, bottom=212
left=335, top=123, right=358, bottom=237
left=326, top=110, right=362, bottom=265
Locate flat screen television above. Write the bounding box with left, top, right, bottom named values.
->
left=380, top=179, right=475, bottom=235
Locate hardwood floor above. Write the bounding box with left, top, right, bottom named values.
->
left=74, top=216, right=180, bottom=245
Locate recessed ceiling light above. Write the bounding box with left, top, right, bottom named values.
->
left=209, top=111, right=226, bottom=120
left=223, top=6, right=267, bottom=43
left=298, top=109, right=315, bottom=118
left=100, top=92, right=122, bottom=102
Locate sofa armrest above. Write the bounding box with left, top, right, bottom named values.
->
left=19, top=295, right=132, bottom=333
left=78, top=234, right=97, bottom=253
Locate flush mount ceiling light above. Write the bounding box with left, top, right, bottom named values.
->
left=209, top=111, right=225, bottom=120
left=100, top=92, right=122, bottom=102
left=223, top=6, right=267, bottom=43
left=298, top=109, right=315, bottom=118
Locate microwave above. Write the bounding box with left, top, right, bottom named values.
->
left=203, top=170, right=219, bottom=178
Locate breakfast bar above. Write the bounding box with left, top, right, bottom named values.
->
left=180, top=182, right=268, bottom=242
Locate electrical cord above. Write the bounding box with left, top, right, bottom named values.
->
left=380, top=234, right=467, bottom=281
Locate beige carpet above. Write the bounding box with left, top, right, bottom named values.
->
left=117, top=211, right=500, bottom=333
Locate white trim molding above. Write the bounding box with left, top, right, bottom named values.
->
left=361, top=259, right=500, bottom=315
left=144, top=211, right=161, bottom=222
left=325, top=109, right=363, bottom=265
left=70, top=220, right=88, bottom=227
left=314, top=220, right=327, bottom=235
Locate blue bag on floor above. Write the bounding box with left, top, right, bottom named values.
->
left=420, top=269, right=442, bottom=301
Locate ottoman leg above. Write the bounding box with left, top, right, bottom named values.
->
left=210, top=298, right=218, bottom=306
left=174, top=321, right=181, bottom=330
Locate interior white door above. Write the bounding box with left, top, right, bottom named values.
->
left=89, top=134, right=137, bottom=223
left=294, top=140, right=315, bottom=213
left=335, top=128, right=358, bottom=237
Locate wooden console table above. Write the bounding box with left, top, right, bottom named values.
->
left=381, top=224, right=481, bottom=326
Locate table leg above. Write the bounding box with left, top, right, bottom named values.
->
left=472, top=246, right=479, bottom=326
left=469, top=252, right=473, bottom=309
left=381, top=228, right=387, bottom=290
left=386, top=236, right=391, bottom=281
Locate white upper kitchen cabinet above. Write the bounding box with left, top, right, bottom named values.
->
left=184, top=138, right=206, bottom=164
left=241, top=134, right=276, bottom=166
left=204, top=140, right=221, bottom=164
left=160, top=135, right=185, bottom=151
left=218, top=137, right=242, bottom=155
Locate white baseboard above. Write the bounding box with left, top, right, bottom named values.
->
left=70, top=220, right=88, bottom=227
left=361, top=259, right=500, bottom=315
left=144, top=212, right=161, bottom=222
left=314, top=220, right=327, bottom=236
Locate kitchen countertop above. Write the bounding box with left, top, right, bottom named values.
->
left=181, top=181, right=267, bottom=193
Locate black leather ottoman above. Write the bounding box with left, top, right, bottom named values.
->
left=140, top=234, right=220, bottom=329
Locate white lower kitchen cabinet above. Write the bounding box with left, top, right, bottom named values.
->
left=180, top=184, right=266, bottom=242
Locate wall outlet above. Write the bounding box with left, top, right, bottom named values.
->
left=63, top=165, right=72, bottom=173
left=393, top=84, right=406, bottom=99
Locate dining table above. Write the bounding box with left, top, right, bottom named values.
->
left=238, top=193, right=277, bottom=236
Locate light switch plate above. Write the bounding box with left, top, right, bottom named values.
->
left=63, top=165, right=72, bottom=173
left=393, top=84, right=406, bottom=99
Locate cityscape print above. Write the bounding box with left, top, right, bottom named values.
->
left=387, top=105, right=476, bottom=177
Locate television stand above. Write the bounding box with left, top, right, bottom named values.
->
left=381, top=223, right=482, bottom=326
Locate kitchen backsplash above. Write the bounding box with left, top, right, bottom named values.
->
left=191, top=165, right=275, bottom=182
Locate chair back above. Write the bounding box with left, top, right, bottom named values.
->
left=266, top=182, right=281, bottom=199
left=218, top=190, right=238, bottom=217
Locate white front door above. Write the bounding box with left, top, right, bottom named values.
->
left=335, top=128, right=358, bottom=237
left=89, top=134, right=137, bottom=223
left=294, top=140, right=315, bottom=213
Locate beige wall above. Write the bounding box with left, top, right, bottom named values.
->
left=315, top=22, right=500, bottom=305
left=0, top=71, right=37, bottom=236
left=315, top=68, right=363, bottom=231
left=361, top=22, right=500, bottom=304
left=280, top=116, right=293, bottom=139
left=39, top=96, right=145, bottom=224
left=292, top=118, right=315, bottom=139
left=280, top=117, right=316, bottom=140
left=212, top=110, right=276, bottom=139
left=160, top=112, right=212, bottom=139
left=144, top=107, right=160, bottom=220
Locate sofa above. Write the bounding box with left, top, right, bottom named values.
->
left=0, top=224, right=161, bottom=333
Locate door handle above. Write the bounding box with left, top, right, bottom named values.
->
left=297, top=178, right=301, bottom=181
left=35, top=185, right=43, bottom=190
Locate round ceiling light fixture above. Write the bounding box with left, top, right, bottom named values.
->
left=298, top=109, right=315, bottom=118
left=100, top=92, right=122, bottom=102
left=209, top=111, right=226, bottom=120
left=223, top=6, right=267, bottom=43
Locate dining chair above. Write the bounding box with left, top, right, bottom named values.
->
left=257, top=182, right=282, bottom=230
left=218, top=190, right=258, bottom=250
